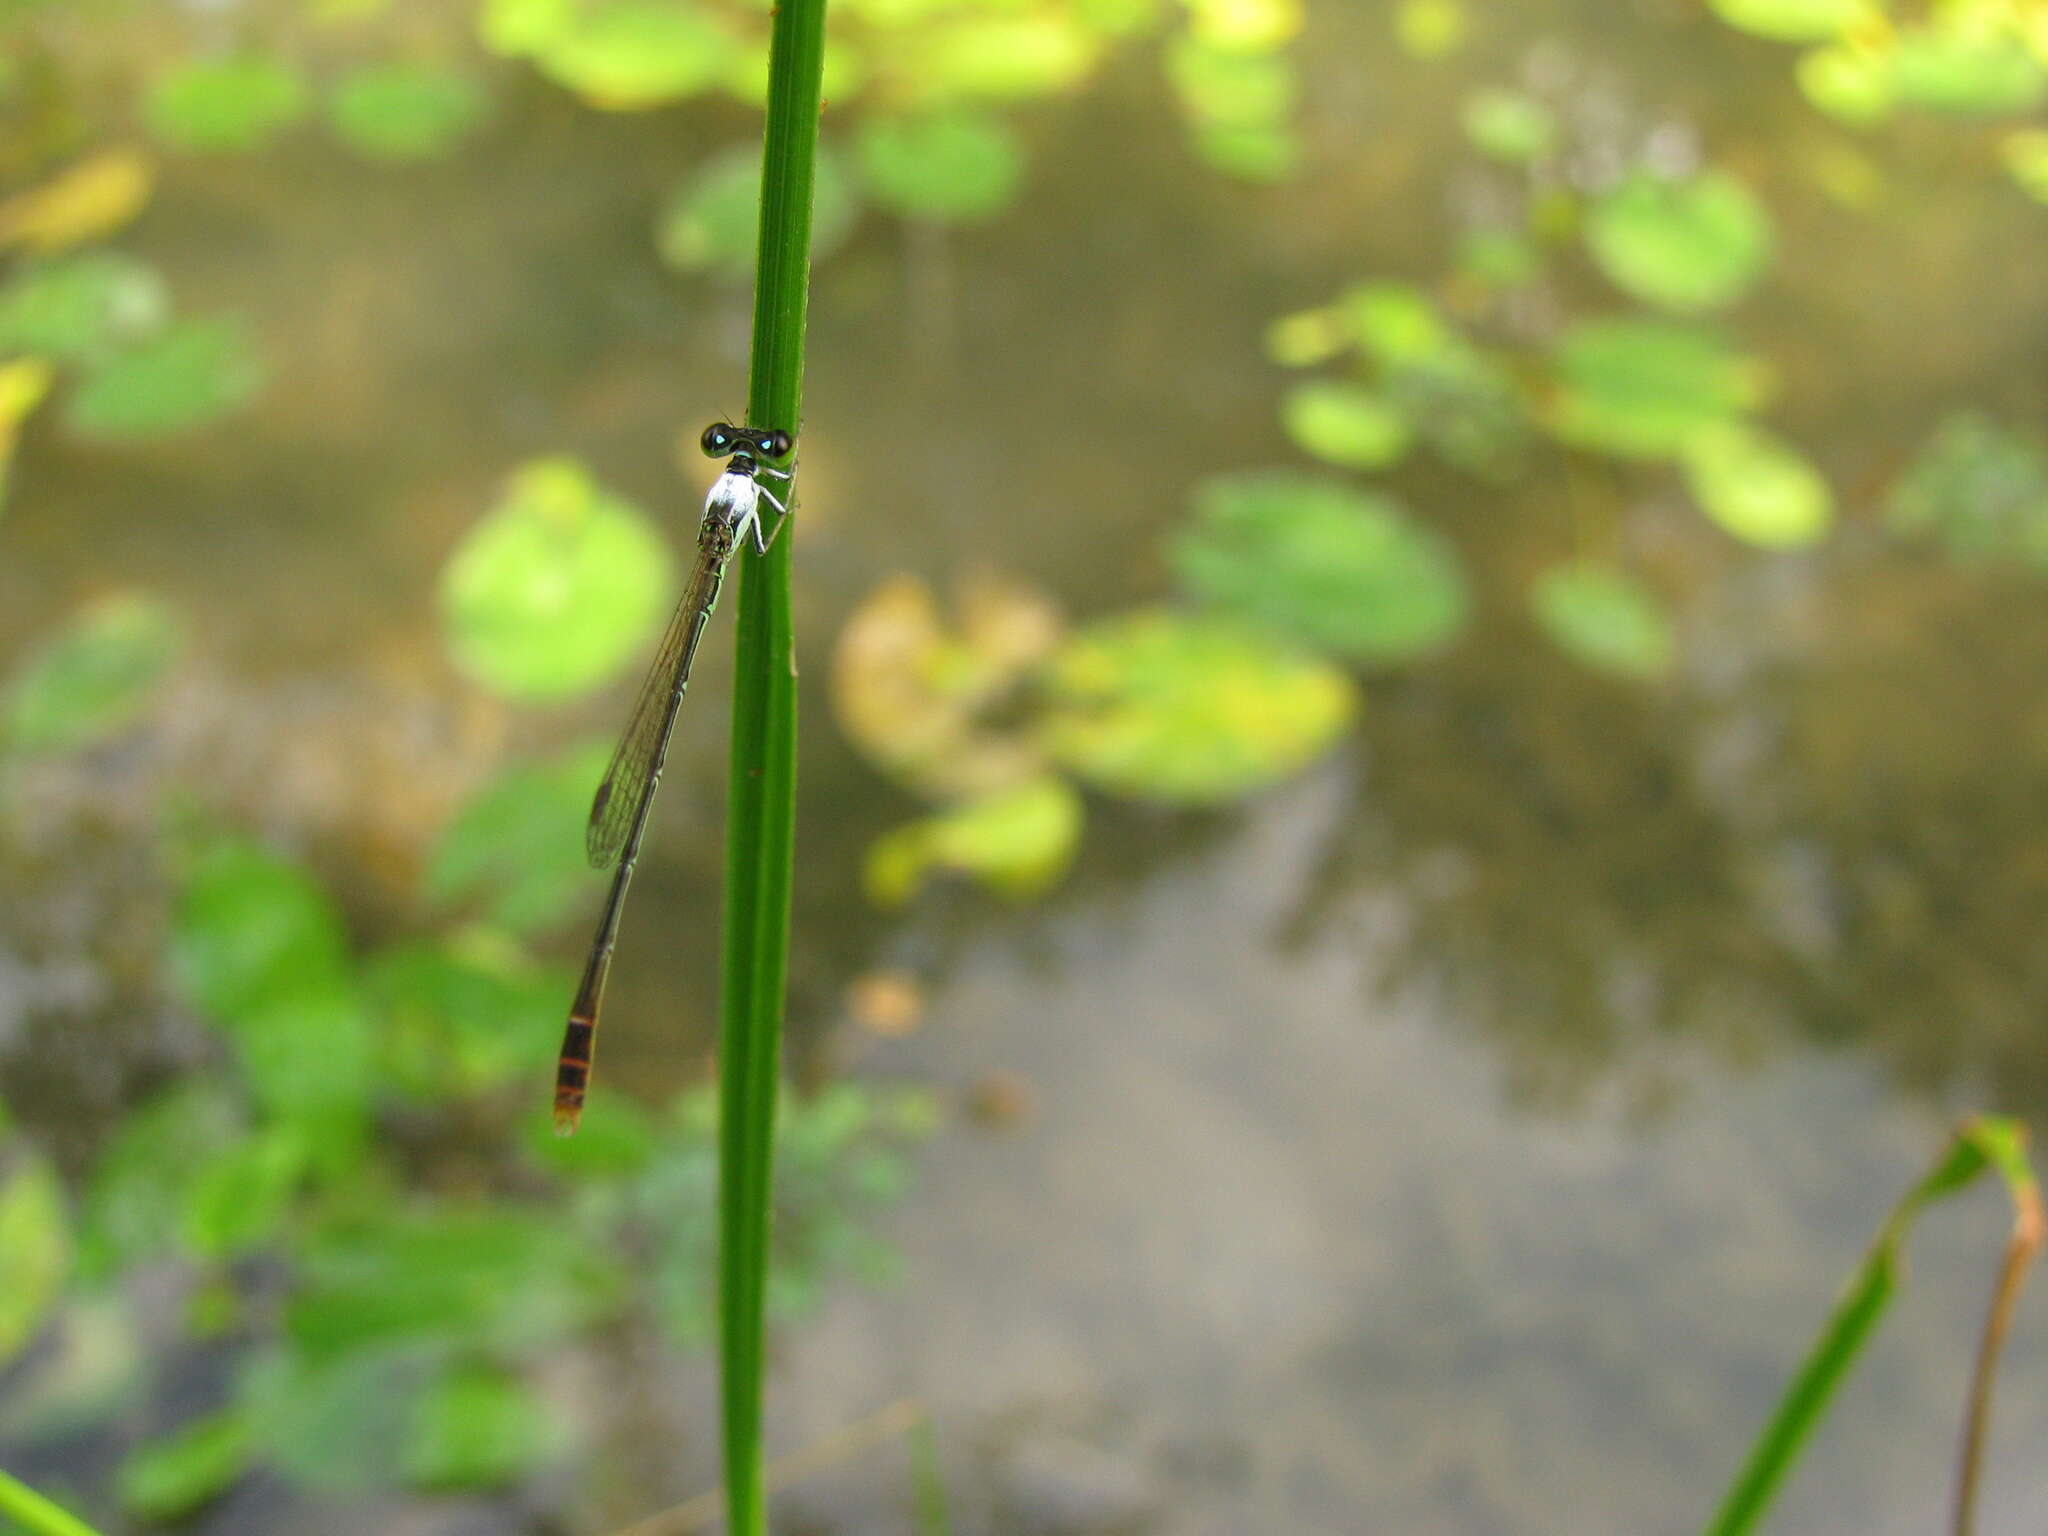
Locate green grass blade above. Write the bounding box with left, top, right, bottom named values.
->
left=908, top=1411, right=950, bottom=1536
left=0, top=1467, right=103, bottom=1536
left=1703, top=1116, right=2038, bottom=1536
left=718, top=0, right=828, bottom=1530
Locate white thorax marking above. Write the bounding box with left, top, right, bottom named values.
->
left=705, top=454, right=790, bottom=554
left=708, top=465, right=766, bottom=548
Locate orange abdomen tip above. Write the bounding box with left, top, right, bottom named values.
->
left=554, top=1013, right=595, bottom=1137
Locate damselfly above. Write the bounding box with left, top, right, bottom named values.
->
left=552, top=422, right=795, bottom=1134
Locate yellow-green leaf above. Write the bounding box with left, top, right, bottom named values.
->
left=0, top=149, right=154, bottom=254
left=1585, top=171, right=1774, bottom=314
left=1682, top=420, right=1834, bottom=547
left=1279, top=381, right=1413, bottom=470
left=1039, top=609, right=1356, bottom=804
left=0, top=1152, right=71, bottom=1367
left=1709, top=0, right=1875, bottom=43
left=146, top=54, right=310, bottom=154
left=1545, top=318, right=1765, bottom=459
left=3, top=593, right=184, bottom=752
left=439, top=457, right=674, bottom=701
left=864, top=776, right=1083, bottom=905
left=1530, top=562, right=1676, bottom=681
left=119, top=1408, right=255, bottom=1521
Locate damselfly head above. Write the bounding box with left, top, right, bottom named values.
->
left=699, top=422, right=792, bottom=461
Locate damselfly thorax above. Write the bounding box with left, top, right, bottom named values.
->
left=704, top=453, right=788, bottom=553
left=553, top=421, right=796, bottom=1135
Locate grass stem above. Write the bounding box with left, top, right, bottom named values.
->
left=717, top=0, right=829, bottom=1529
left=0, top=1468, right=101, bottom=1536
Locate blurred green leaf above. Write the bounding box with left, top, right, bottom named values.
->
left=1394, top=0, right=1466, bottom=59
left=858, top=112, right=1025, bottom=223
left=1173, top=472, right=1467, bottom=662
left=1585, top=171, right=1773, bottom=313
left=232, top=988, right=375, bottom=1153
left=1039, top=608, right=1357, bottom=804
left=440, top=456, right=675, bottom=701
left=118, top=1408, right=255, bottom=1522
left=241, top=1345, right=428, bottom=1491
left=1530, top=562, right=1676, bottom=681
left=328, top=64, right=488, bottom=161
left=0, top=252, right=167, bottom=361
left=65, top=314, right=262, bottom=442
left=1279, top=380, right=1413, bottom=469
left=185, top=1277, right=242, bottom=1339
left=78, top=1083, right=241, bottom=1277
left=1461, top=87, right=1557, bottom=163
left=524, top=0, right=731, bottom=109
left=0, top=1151, right=70, bottom=1368
left=1455, top=228, right=1542, bottom=289
left=365, top=933, right=564, bottom=1101
left=1891, top=24, right=2045, bottom=116
left=1188, top=119, right=1300, bottom=181
left=402, top=1366, right=548, bottom=1490
left=906, top=15, right=1101, bottom=101
left=1339, top=282, right=1453, bottom=367
left=426, top=739, right=609, bottom=934
left=174, top=838, right=352, bottom=1025
left=1885, top=411, right=2048, bottom=566
left=175, top=838, right=372, bottom=1151
left=477, top=0, right=575, bottom=56
left=3, top=593, right=183, bottom=753
left=1324, top=282, right=1526, bottom=475
left=146, top=54, right=309, bottom=154
left=1264, top=306, right=1346, bottom=367
left=1166, top=37, right=1299, bottom=178
left=525, top=1093, right=660, bottom=1179
left=1681, top=420, right=1834, bottom=548
left=1798, top=40, right=1897, bottom=125
left=180, top=1127, right=306, bottom=1261
left=864, top=775, right=1083, bottom=905
left=1183, top=0, right=1301, bottom=50
left=1545, top=317, right=1763, bottom=458
left=1166, top=37, right=1297, bottom=126
left=1708, top=0, right=1874, bottom=43
left=288, top=1207, right=608, bottom=1360
left=658, top=141, right=860, bottom=275
left=642, top=1084, right=928, bottom=1345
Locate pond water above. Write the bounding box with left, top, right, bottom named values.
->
left=5, top=0, right=2048, bottom=1531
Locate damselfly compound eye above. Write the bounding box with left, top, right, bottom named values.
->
left=700, top=424, right=730, bottom=456
left=766, top=430, right=793, bottom=457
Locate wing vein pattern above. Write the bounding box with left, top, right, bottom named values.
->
left=584, top=539, right=729, bottom=870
